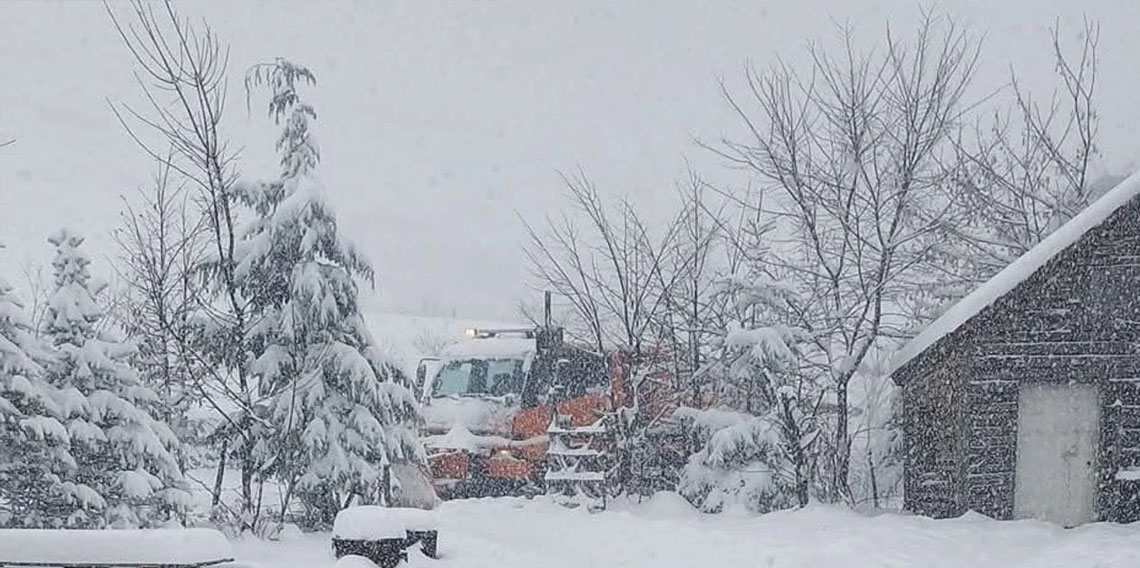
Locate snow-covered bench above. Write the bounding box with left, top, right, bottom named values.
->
left=0, top=528, right=234, bottom=568
left=332, top=507, right=438, bottom=568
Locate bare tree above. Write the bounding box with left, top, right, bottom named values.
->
left=106, top=0, right=264, bottom=527
left=114, top=155, right=205, bottom=430
left=710, top=13, right=980, bottom=499
left=652, top=171, right=726, bottom=405
left=524, top=171, right=683, bottom=358
left=18, top=262, right=50, bottom=337
left=524, top=173, right=701, bottom=496
left=940, top=19, right=1103, bottom=293
left=521, top=190, right=607, bottom=353
left=412, top=328, right=454, bottom=358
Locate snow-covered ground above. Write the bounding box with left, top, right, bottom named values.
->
left=232, top=494, right=1140, bottom=568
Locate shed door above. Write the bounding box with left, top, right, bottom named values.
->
left=1014, top=384, right=1099, bottom=526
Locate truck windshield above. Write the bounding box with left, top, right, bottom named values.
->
left=433, top=358, right=522, bottom=397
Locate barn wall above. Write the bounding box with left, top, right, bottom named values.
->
left=959, top=348, right=1018, bottom=519
left=959, top=200, right=1140, bottom=522
left=902, top=350, right=965, bottom=518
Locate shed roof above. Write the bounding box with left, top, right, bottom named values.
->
left=892, top=169, right=1140, bottom=374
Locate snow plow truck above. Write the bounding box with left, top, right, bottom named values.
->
left=413, top=295, right=669, bottom=499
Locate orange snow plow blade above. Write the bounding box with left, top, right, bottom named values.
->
left=428, top=450, right=469, bottom=480
left=486, top=453, right=533, bottom=479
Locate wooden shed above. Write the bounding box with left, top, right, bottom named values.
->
left=891, top=171, right=1140, bottom=526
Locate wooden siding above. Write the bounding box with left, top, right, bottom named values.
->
left=897, top=197, right=1140, bottom=523
left=902, top=351, right=965, bottom=518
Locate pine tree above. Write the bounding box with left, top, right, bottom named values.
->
left=43, top=230, right=190, bottom=527
left=238, top=60, right=422, bottom=527
left=0, top=266, right=78, bottom=527
left=676, top=272, right=823, bottom=513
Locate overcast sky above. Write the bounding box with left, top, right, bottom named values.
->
left=1, top=0, right=1137, bottom=321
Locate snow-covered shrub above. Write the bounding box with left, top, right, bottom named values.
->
left=675, top=287, right=825, bottom=512
left=676, top=407, right=797, bottom=513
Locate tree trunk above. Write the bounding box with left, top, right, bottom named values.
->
left=241, top=449, right=255, bottom=519
left=868, top=446, right=880, bottom=509
left=835, top=379, right=850, bottom=501
left=211, top=449, right=226, bottom=508
left=795, top=454, right=809, bottom=507
left=785, top=402, right=810, bottom=507
left=380, top=464, right=392, bottom=507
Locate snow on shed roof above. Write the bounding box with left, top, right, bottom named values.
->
left=892, top=169, right=1140, bottom=375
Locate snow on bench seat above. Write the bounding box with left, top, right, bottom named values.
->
left=0, top=528, right=233, bottom=567
left=332, top=507, right=437, bottom=540
left=332, top=507, right=440, bottom=567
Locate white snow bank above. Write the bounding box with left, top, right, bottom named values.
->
left=333, top=506, right=436, bottom=540
left=614, top=491, right=698, bottom=520
left=234, top=495, right=1140, bottom=568
left=390, top=462, right=443, bottom=510
left=335, top=555, right=379, bottom=568
left=893, top=169, right=1140, bottom=373
left=0, top=528, right=232, bottom=565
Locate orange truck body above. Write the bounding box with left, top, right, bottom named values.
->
left=425, top=391, right=614, bottom=489
left=421, top=344, right=670, bottom=497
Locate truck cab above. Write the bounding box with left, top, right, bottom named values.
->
left=415, top=327, right=610, bottom=497
left=418, top=329, right=534, bottom=401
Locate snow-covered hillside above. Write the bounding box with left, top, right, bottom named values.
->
left=232, top=495, right=1140, bottom=568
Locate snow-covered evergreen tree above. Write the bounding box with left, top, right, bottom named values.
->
left=676, top=324, right=810, bottom=514
left=676, top=273, right=822, bottom=513
left=42, top=230, right=189, bottom=527
left=0, top=266, right=78, bottom=527
left=675, top=407, right=797, bottom=513
left=238, top=60, right=422, bottom=527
